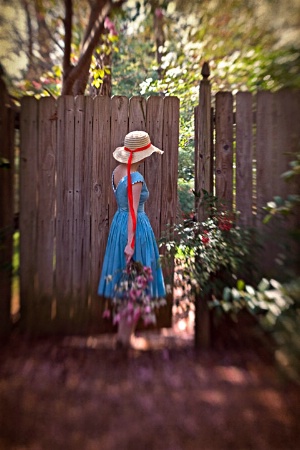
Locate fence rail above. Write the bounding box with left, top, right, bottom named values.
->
left=19, top=94, right=179, bottom=334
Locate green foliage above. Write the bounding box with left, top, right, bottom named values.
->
left=205, top=150, right=300, bottom=380
left=263, top=150, right=300, bottom=224
left=177, top=179, right=194, bottom=216
left=161, top=192, right=256, bottom=302
left=211, top=277, right=300, bottom=381
left=112, top=6, right=158, bottom=96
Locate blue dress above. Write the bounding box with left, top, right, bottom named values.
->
left=98, top=171, right=166, bottom=298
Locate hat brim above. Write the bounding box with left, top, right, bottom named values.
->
left=113, top=144, right=163, bottom=163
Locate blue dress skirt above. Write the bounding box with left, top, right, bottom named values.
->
left=98, top=171, right=166, bottom=299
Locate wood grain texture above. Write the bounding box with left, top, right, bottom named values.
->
left=17, top=95, right=180, bottom=335
left=196, top=78, right=212, bottom=220
left=129, top=96, right=146, bottom=178
left=72, top=96, right=93, bottom=309
left=0, top=81, right=14, bottom=338
left=256, top=91, right=274, bottom=227
left=19, top=97, right=38, bottom=328
left=161, top=96, right=180, bottom=230
left=129, top=96, right=147, bottom=132
left=55, top=96, right=75, bottom=326
left=145, top=96, right=164, bottom=238
left=109, top=96, right=129, bottom=226
left=272, top=90, right=300, bottom=269
left=36, top=97, right=56, bottom=314
left=90, top=96, right=111, bottom=303
left=236, top=92, right=253, bottom=226
left=160, top=96, right=180, bottom=328
left=215, top=92, right=234, bottom=209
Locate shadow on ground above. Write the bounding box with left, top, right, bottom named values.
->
left=0, top=327, right=300, bottom=450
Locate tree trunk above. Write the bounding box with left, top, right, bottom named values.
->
left=62, top=0, right=113, bottom=95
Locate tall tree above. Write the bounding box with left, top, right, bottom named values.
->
left=0, top=0, right=125, bottom=96
left=62, top=0, right=124, bottom=95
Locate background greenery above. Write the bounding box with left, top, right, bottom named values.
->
left=1, top=0, right=299, bottom=214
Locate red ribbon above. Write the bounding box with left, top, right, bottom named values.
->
left=125, top=142, right=151, bottom=249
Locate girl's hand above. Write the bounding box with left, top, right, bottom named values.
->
left=124, top=244, right=134, bottom=264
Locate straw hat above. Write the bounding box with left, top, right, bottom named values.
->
left=113, top=131, right=163, bottom=163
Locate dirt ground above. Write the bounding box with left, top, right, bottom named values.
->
left=0, top=322, right=300, bottom=450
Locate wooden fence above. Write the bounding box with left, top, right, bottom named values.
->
left=2, top=69, right=299, bottom=340
left=194, top=65, right=300, bottom=347
left=195, top=65, right=300, bottom=267
left=19, top=95, right=179, bottom=335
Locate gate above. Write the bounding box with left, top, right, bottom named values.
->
left=19, top=95, right=179, bottom=335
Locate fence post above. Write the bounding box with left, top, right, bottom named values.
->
left=195, top=61, right=212, bottom=221
left=194, top=62, right=212, bottom=349
left=0, top=79, right=15, bottom=341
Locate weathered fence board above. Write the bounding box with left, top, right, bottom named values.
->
left=109, top=96, right=129, bottom=226
left=159, top=96, right=180, bottom=327
left=72, top=96, right=93, bottom=311
left=145, top=96, right=164, bottom=238
left=129, top=96, right=147, bottom=132
left=195, top=64, right=212, bottom=221
left=236, top=92, right=253, bottom=226
left=215, top=92, right=234, bottom=209
left=256, top=91, right=275, bottom=227
left=36, top=97, right=56, bottom=312
left=55, top=96, right=75, bottom=330
left=90, top=96, right=112, bottom=332
left=161, top=96, right=180, bottom=231
left=20, top=97, right=38, bottom=328
left=129, top=96, right=147, bottom=178
left=0, top=80, right=15, bottom=339
left=91, top=96, right=111, bottom=307
left=18, top=95, right=179, bottom=334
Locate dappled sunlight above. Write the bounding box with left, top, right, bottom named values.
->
left=214, top=366, right=252, bottom=385
left=1, top=332, right=300, bottom=450
left=200, top=390, right=227, bottom=405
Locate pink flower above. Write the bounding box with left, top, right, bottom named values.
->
left=104, top=17, right=118, bottom=35
left=129, top=288, right=138, bottom=300
left=129, top=288, right=143, bottom=300
left=155, top=8, right=164, bottom=18
left=144, top=305, right=152, bottom=314
left=143, top=266, right=152, bottom=276
left=126, top=302, right=134, bottom=312
left=127, top=316, right=133, bottom=325
left=32, top=80, right=42, bottom=90
left=113, top=313, right=120, bottom=325
left=136, top=275, right=147, bottom=288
